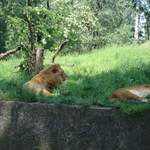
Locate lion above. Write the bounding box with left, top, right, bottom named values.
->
left=23, top=64, right=67, bottom=96
left=111, top=84, right=150, bottom=103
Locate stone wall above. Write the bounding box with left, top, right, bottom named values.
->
left=0, top=101, right=150, bottom=150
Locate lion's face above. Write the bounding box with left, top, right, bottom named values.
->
left=52, top=65, right=67, bottom=81
left=33, top=64, right=67, bottom=90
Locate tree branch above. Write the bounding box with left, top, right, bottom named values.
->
left=0, top=46, right=21, bottom=59
left=52, top=40, right=69, bottom=63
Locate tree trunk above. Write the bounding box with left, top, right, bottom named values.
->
left=26, top=0, right=32, bottom=6
left=47, top=0, right=50, bottom=9
left=35, top=48, right=45, bottom=74
left=146, top=15, right=150, bottom=40
left=134, top=0, right=140, bottom=43
left=24, top=13, right=37, bottom=74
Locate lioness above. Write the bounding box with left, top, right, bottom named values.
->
left=23, top=64, right=67, bottom=96
left=111, top=84, right=150, bottom=102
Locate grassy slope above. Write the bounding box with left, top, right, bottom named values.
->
left=0, top=44, right=150, bottom=114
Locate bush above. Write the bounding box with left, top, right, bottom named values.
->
left=107, top=25, right=133, bottom=45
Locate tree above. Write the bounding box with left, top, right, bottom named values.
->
left=133, top=0, right=150, bottom=42
left=142, top=0, right=150, bottom=40
left=86, top=0, right=134, bottom=45
left=134, top=0, right=140, bottom=43
left=0, top=5, right=7, bottom=53
left=146, top=14, right=150, bottom=40
left=1, top=0, right=141, bottom=66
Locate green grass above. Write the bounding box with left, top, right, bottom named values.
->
left=1, top=44, right=150, bottom=115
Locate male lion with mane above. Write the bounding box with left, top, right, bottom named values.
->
left=23, top=64, right=67, bottom=96
left=111, top=84, right=150, bottom=103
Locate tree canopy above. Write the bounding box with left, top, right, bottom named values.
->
left=0, top=0, right=149, bottom=54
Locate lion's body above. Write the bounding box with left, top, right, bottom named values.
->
left=112, top=84, right=150, bottom=102
left=23, top=64, right=67, bottom=96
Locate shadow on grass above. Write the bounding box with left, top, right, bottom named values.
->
left=55, top=62, right=150, bottom=115
left=0, top=73, right=32, bottom=101
left=1, top=62, right=150, bottom=114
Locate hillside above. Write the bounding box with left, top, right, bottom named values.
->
left=0, top=45, right=150, bottom=114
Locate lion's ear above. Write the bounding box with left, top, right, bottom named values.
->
left=52, top=67, right=58, bottom=73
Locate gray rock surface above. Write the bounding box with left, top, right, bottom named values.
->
left=0, top=101, right=150, bottom=150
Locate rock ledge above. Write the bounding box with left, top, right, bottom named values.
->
left=0, top=101, right=149, bottom=150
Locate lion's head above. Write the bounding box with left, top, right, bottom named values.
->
left=35, top=64, right=67, bottom=89
left=49, top=64, right=67, bottom=84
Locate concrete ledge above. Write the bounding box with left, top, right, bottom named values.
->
left=0, top=101, right=150, bottom=150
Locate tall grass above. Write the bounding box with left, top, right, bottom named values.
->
left=0, top=44, right=150, bottom=114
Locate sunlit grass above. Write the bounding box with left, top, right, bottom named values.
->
left=0, top=44, right=150, bottom=114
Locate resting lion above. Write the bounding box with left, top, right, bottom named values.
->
left=23, top=64, right=67, bottom=96
left=111, top=84, right=150, bottom=103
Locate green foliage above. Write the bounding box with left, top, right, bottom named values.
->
left=0, top=4, right=7, bottom=52
left=87, top=0, right=134, bottom=46
left=7, top=16, right=27, bottom=49
left=2, top=0, right=135, bottom=54
left=0, top=45, right=150, bottom=115
left=59, top=4, right=99, bottom=53
left=107, top=25, right=133, bottom=45
left=4, top=0, right=99, bottom=67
